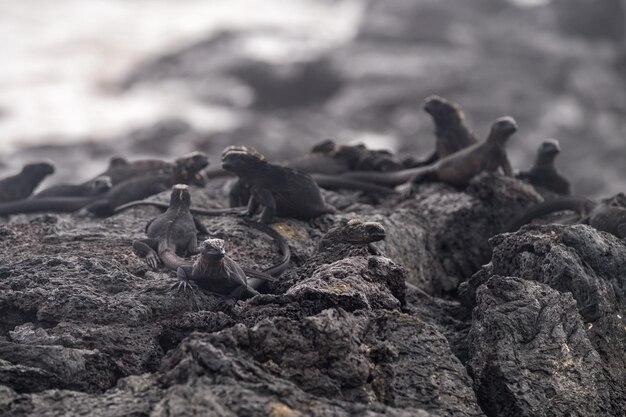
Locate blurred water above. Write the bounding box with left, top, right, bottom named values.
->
left=0, top=0, right=363, bottom=152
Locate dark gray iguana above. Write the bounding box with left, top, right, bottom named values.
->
left=172, top=238, right=259, bottom=302
left=292, top=219, right=388, bottom=281
left=317, top=218, right=386, bottom=254
left=132, top=184, right=209, bottom=270
left=219, top=146, right=337, bottom=224
left=0, top=162, right=55, bottom=203
left=201, top=139, right=403, bottom=196
left=405, top=95, right=478, bottom=168
left=516, top=139, right=571, bottom=196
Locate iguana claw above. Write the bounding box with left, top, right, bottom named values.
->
left=397, top=182, right=414, bottom=199
left=146, top=253, right=160, bottom=270
left=170, top=279, right=196, bottom=294
left=215, top=298, right=236, bottom=313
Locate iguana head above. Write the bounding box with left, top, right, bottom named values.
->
left=89, top=176, right=112, bottom=194
left=108, top=156, right=128, bottom=168
left=602, top=193, right=626, bottom=208
left=487, top=116, right=517, bottom=144
left=169, top=184, right=191, bottom=208
left=174, top=152, right=209, bottom=185
left=201, top=238, right=226, bottom=261
left=538, top=139, right=560, bottom=156
left=535, top=139, right=561, bottom=166
left=323, top=219, right=386, bottom=245
left=310, top=139, right=337, bottom=154
left=22, top=162, right=55, bottom=178
left=221, top=146, right=266, bottom=175
left=423, top=95, right=465, bottom=126
left=333, top=143, right=367, bottom=165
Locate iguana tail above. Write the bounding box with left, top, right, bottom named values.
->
left=243, top=218, right=291, bottom=276
left=238, top=219, right=292, bottom=290
left=0, top=197, right=95, bottom=216
left=159, top=249, right=191, bottom=271
left=311, top=174, right=398, bottom=194
left=503, top=196, right=597, bottom=233
left=115, top=200, right=244, bottom=216
left=203, top=167, right=234, bottom=179
left=335, top=166, right=429, bottom=187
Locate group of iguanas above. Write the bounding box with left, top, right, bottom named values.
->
left=1, top=95, right=624, bottom=303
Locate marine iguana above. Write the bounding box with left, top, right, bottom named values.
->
left=0, top=162, right=55, bottom=202
left=406, top=95, right=478, bottom=167
left=89, top=152, right=208, bottom=186
left=172, top=238, right=260, bottom=301
left=202, top=139, right=346, bottom=179
left=335, top=116, right=517, bottom=189
left=0, top=153, right=209, bottom=217
left=32, top=176, right=112, bottom=198
left=132, top=184, right=208, bottom=270
left=317, top=218, right=386, bottom=254
left=221, top=146, right=335, bottom=223
left=301, top=139, right=403, bottom=173
left=505, top=193, right=626, bottom=238
left=516, top=139, right=571, bottom=195
left=275, top=218, right=404, bottom=303
left=296, top=219, right=387, bottom=276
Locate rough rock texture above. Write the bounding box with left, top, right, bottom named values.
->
left=1, top=169, right=625, bottom=416
left=286, top=256, right=404, bottom=311
left=389, top=174, right=541, bottom=294
left=468, top=276, right=611, bottom=417
left=460, top=225, right=626, bottom=416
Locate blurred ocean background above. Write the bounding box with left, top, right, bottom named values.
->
left=0, top=0, right=624, bottom=197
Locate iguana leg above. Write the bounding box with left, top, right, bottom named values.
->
left=213, top=284, right=255, bottom=312
left=144, top=217, right=155, bottom=234
left=227, top=284, right=258, bottom=304
left=397, top=182, right=413, bottom=199
left=500, top=154, right=513, bottom=177
left=215, top=296, right=237, bottom=312
left=228, top=179, right=251, bottom=207
left=367, top=242, right=383, bottom=256
left=242, top=286, right=260, bottom=299
left=399, top=168, right=437, bottom=198
left=246, top=195, right=260, bottom=217
left=193, top=216, right=209, bottom=237
left=133, top=239, right=160, bottom=269
left=186, top=235, right=200, bottom=255
left=170, top=266, right=197, bottom=293
left=255, top=188, right=276, bottom=224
